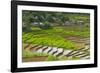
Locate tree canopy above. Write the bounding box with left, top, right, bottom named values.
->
left=22, top=10, right=90, bottom=31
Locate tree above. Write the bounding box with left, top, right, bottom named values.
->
left=22, top=10, right=90, bottom=31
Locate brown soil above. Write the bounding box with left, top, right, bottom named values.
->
left=65, top=36, right=90, bottom=49
left=66, top=36, right=89, bottom=43
left=22, top=56, right=48, bottom=62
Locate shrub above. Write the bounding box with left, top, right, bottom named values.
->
left=39, top=21, right=52, bottom=30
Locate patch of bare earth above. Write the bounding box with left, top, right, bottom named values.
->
left=22, top=56, right=48, bottom=62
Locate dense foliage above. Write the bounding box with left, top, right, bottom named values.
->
left=22, top=10, right=90, bottom=30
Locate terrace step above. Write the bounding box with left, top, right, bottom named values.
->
left=23, top=43, right=90, bottom=60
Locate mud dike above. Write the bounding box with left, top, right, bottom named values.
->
left=23, top=43, right=90, bottom=60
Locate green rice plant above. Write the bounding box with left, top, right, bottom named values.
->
left=22, top=49, right=81, bottom=61
left=70, top=56, right=81, bottom=60
left=46, top=55, right=59, bottom=61
left=22, top=26, right=89, bottom=50
left=22, top=50, right=48, bottom=58
left=23, top=34, right=76, bottom=50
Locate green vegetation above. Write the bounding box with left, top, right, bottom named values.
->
left=23, top=50, right=72, bottom=61
left=22, top=10, right=90, bottom=62
left=23, top=26, right=89, bottom=50
left=22, top=10, right=90, bottom=31
left=46, top=55, right=59, bottom=61
left=22, top=50, right=48, bottom=58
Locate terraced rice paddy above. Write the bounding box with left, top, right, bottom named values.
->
left=22, top=26, right=90, bottom=62
left=22, top=10, right=90, bottom=62
left=22, top=42, right=90, bottom=62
